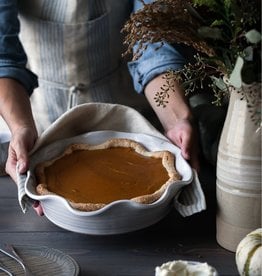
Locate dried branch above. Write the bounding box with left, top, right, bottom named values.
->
left=122, top=0, right=215, bottom=60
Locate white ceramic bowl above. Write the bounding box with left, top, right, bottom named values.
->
left=25, top=131, right=193, bottom=235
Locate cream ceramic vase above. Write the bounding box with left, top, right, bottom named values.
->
left=216, top=82, right=261, bottom=252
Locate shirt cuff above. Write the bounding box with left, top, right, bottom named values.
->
left=128, top=42, right=194, bottom=94
left=0, top=66, right=38, bottom=96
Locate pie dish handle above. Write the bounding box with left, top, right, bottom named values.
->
left=173, top=169, right=206, bottom=217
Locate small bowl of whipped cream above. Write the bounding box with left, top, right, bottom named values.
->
left=155, top=260, right=218, bottom=276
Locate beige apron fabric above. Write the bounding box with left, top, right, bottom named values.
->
left=16, top=103, right=206, bottom=216
left=17, top=0, right=148, bottom=134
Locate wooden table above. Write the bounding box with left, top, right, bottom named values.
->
left=0, top=163, right=238, bottom=276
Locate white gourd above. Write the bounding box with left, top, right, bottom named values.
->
left=235, top=228, right=262, bottom=276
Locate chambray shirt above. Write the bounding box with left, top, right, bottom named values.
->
left=0, top=0, right=38, bottom=94
left=0, top=0, right=190, bottom=96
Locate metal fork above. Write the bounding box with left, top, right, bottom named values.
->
left=0, top=244, right=34, bottom=276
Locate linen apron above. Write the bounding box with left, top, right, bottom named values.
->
left=17, top=0, right=150, bottom=133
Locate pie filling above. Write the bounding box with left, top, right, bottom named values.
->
left=41, top=147, right=169, bottom=204
left=35, top=138, right=181, bottom=211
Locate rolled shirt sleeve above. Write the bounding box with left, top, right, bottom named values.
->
left=128, top=0, right=194, bottom=94
left=0, top=0, right=38, bottom=95
left=128, top=42, right=191, bottom=94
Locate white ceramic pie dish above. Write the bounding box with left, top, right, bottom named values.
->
left=25, top=131, right=193, bottom=235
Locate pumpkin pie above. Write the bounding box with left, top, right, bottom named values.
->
left=35, top=138, right=181, bottom=211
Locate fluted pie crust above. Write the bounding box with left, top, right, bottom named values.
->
left=35, top=138, right=181, bottom=211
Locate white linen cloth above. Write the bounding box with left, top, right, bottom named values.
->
left=5, top=103, right=206, bottom=216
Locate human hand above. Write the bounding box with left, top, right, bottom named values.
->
left=5, top=126, right=37, bottom=180
left=5, top=126, right=44, bottom=216
left=32, top=201, right=44, bottom=216
left=165, top=119, right=200, bottom=172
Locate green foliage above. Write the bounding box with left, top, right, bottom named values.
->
left=192, top=0, right=217, bottom=9
left=245, top=29, right=262, bottom=44
left=229, top=56, right=244, bottom=88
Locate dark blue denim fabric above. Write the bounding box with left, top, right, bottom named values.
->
left=0, top=0, right=38, bottom=95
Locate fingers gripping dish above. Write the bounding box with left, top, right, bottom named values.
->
left=35, top=138, right=181, bottom=211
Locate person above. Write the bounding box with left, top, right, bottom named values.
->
left=0, top=0, right=198, bottom=193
